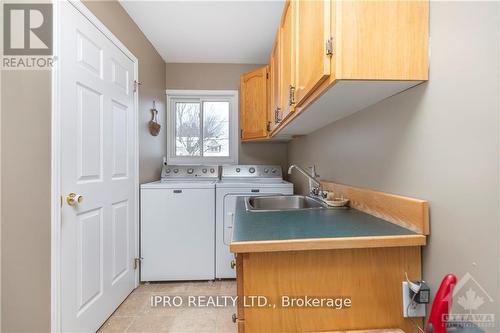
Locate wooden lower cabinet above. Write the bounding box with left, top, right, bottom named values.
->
left=235, top=247, right=423, bottom=333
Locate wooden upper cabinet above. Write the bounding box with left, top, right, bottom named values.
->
left=294, top=0, right=331, bottom=107
left=247, top=0, right=429, bottom=139
left=279, top=0, right=295, bottom=121
left=268, top=34, right=281, bottom=132
left=336, top=0, right=429, bottom=80
left=240, top=66, right=269, bottom=141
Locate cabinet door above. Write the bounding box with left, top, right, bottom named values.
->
left=236, top=254, right=245, bottom=324
left=268, top=36, right=281, bottom=132
left=240, top=66, right=268, bottom=140
left=337, top=0, right=428, bottom=80
left=295, top=0, right=331, bottom=106
left=280, top=0, right=295, bottom=121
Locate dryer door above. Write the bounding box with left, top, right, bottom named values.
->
left=217, top=187, right=292, bottom=279
left=223, top=194, right=245, bottom=246
left=223, top=189, right=284, bottom=245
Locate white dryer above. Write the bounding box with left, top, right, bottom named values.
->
left=216, top=165, right=293, bottom=278
left=140, top=164, right=219, bottom=281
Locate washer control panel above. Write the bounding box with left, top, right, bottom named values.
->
left=161, top=164, right=219, bottom=180
left=221, top=165, right=283, bottom=179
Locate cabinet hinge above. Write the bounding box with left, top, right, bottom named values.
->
left=134, top=257, right=143, bottom=270
left=326, top=37, right=333, bottom=57
left=289, top=85, right=296, bottom=106
left=133, top=80, right=142, bottom=93
left=240, top=129, right=243, bottom=139
left=266, top=72, right=269, bottom=79
left=266, top=121, right=271, bottom=132
left=274, top=107, right=282, bottom=123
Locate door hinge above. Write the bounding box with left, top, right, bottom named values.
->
left=274, top=107, right=282, bottom=123
left=134, top=257, right=143, bottom=270
left=289, top=85, right=296, bottom=106
left=133, top=80, right=142, bottom=93
left=326, top=37, right=333, bottom=56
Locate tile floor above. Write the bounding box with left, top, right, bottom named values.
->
left=98, top=280, right=238, bottom=333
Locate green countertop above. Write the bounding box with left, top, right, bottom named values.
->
left=232, top=197, right=416, bottom=243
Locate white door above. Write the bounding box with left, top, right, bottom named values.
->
left=60, top=3, right=137, bottom=332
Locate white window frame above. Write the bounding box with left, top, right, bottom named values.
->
left=166, top=89, right=239, bottom=165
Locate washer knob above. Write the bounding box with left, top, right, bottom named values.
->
left=264, top=168, right=269, bottom=173
left=249, top=167, right=256, bottom=174
left=165, top=169, right=171, bottom=174
left=173, top=169, right=179, bottom=174
left=187, top=168, right=194, bottom=174
left=202, top=168, right=207, bottom=173
left=236, top=168, right=241, bottom=173
left=271, top=168, right=277, bottom=174
left=210, top=168, right=215, bottom=173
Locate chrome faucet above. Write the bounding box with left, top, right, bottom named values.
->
left=288, top=164, right=321, bottom=196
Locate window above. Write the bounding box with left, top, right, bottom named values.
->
left=166, top=90, right=239, bottom=164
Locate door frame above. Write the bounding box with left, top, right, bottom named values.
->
left=51, top=1, right=139, bottom=332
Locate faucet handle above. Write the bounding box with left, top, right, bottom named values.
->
left=310, top=187, right=320, bottom=196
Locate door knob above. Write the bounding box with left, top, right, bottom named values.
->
left=66, top=193, right=83, bottom=206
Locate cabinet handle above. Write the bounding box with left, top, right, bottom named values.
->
left=289, top=85, right=296, bottom=106
left=275, top=107, right=282, bottom=123
left=230, top=259, right=236, bottom=269
left=326, top=37, right=333, bottom=56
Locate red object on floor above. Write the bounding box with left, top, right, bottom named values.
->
left=426, top=274, right=457, bottom=333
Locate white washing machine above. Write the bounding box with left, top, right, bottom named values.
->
left=216, top=165, right=293, bottom=278
left=140, top=164, right=219, bottom=281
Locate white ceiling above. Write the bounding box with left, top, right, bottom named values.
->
left=120, top=0, right=285, bottom=64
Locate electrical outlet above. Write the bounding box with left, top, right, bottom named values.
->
left=402, top=281, right=426, bottom=317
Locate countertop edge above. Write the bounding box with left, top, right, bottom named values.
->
left=230, top=234, right=426, bottom=253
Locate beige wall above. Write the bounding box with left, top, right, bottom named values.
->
left=84, top=0, right=167, bottom=183
left=166, top=63, right=288, bottom=171
left=288, top=1, right=500, bottom=323
left=1, top=71, right=52, bottom=332
left=166, top=63, right=261, bottom=90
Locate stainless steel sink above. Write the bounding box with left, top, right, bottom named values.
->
left=245, top=195, right=327, bottom=212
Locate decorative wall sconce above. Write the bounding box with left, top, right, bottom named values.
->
left=149, top=100, right=161, bottom=136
